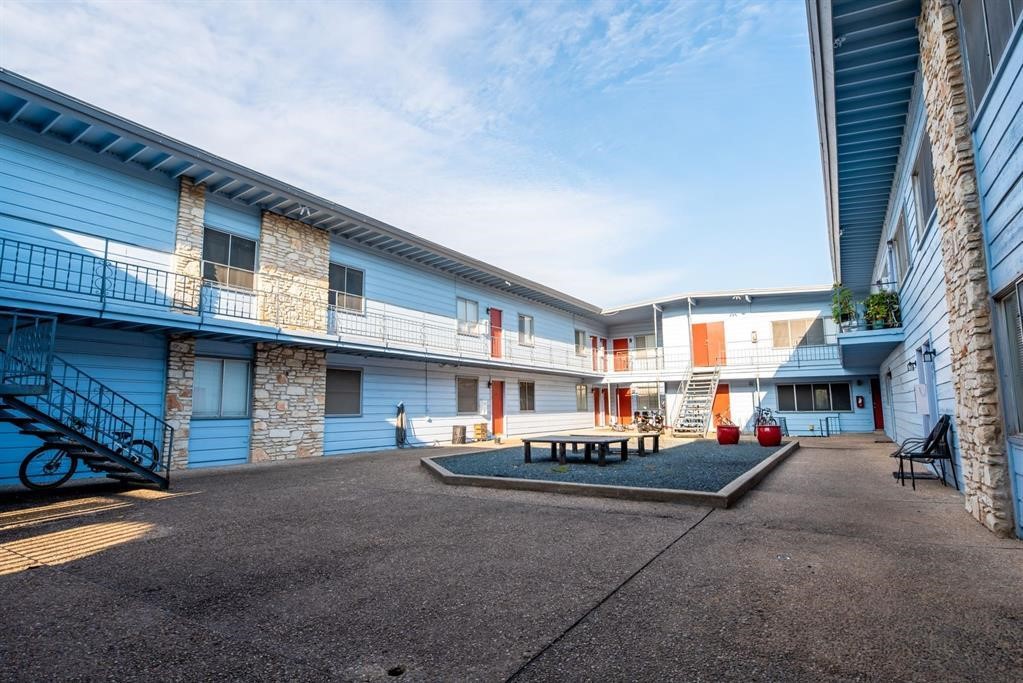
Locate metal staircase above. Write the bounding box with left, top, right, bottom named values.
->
left=671, top=367, right=721, bottom=437
left=0, top=313, right=172, bottom=489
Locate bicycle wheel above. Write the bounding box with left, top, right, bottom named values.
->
left=19, top=445, right=78, bottom=490
left=118, top=439, right=160, bottom=470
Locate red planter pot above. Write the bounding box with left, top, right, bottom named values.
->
left=756, top=425, right=783, bottom=447
left=716, top=425, right=741, bottom=445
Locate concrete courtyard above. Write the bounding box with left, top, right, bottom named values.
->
left=1, top=435, right=1021, bottom=681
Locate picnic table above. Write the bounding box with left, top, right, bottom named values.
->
left=519, top=431, right=662, bottom=470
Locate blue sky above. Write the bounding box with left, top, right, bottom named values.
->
left=0, top=0, right=829, bottom=306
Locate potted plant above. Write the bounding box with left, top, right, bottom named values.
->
left=756, top=422, right=783, bottom=447
left=716, top=414, right=740, bottom=445
left=863, top=290, right=901, bottom=329
left=832, top=284, right=856, bottom=331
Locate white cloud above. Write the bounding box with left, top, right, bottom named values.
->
left=0, top=0, right=780, bottom=305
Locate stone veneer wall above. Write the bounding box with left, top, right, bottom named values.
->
left=918, top=0, right=1013, bottom=535
left=164, top=334, right=196, bottom=470
left=258, top=212, right=330, bottom=332
left=174, top=177, right=205, bottom=310
left=250, top=343, right=326, bottom=462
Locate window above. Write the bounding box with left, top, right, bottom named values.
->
left=575, top=329, right=587, bottom=355
left=999, top=281, right=1023, bottom=434
left=202, top=228, right=256, bottom=290
left=771, top=318, right=826, bottom=348
left=634, top=383, right=660, bottom=412
left=959, top=0, right=1022, bottom=111
left=456, top=377, right=478, bottom=413
left=576, top=384, right=588, bottom=411
left=518, top=314, right=534, bottom=346
left=193, top=358, right=250, bottom=417
left=457, top=298, right=479, bottom=335
left=912, top=133, right=937, bottom=236
left=634, top=334, right=657, bottom=359
left=325, top=368, right=361, bottom=416
left=892, top=216, right=909, bottom=281
left=519, top=381, right=535, bottom=411
left=777, top=383, right=852, bottom=412
left=328, top=263, right=365, bottom=313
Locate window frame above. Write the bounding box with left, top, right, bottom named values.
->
left=518, top=380, right=536, bottom=412
left=328, top=263, right=366, bottom=315
left=892, top=214, right=910, bottom=283
left=576, top=384, right=589, bottom=411
left=957, top=0, right=1023, bottom=113
left=771, top=318, right=826, bottom=349
left=202, top=227, right=258, bottom=292
left=574, top=329, right=588, bottom=356
left=776, top=382, right=853, bottom=413
left=998, top=280, right=1023, bottom=435
left=518, top=314, right=535, bottom=347
left=192, top=357, right=251, bottom=419
left=912, top=133, right=937, bottom=245
left=456, top=376, right=479, bottom=414
left=325, top=367, right=363, bottom=417
left=456, top=297, right=480, bottom=336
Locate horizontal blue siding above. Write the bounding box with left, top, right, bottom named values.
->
left=976, top=25, right=1023, bottom=295
left=0, top=325, right=166, bottom=488
left=188, top=419, right=250, bottom=468
left=0, top=125, right=178, bottom=252
left=1009, top=438, right=1023, bottom=537
left=204, top=195, right=261, bottom=240
left=323, top=354, right=593, bottom=453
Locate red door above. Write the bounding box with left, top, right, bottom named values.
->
left=592, top=388, right=601, bottom=426
left=491, top=380, right=505, bottom=435
left=711, top=384, right=731, bottom=428
left=590, top=336, right=598, bottom=371
left=870, top=378, right=885, bottom=429
left=692, top=322, right=726, bottom=366
left=490, top=308, right=502, bottom=358
left=613, top=338, right=630, bottom=371
left=616, top=387, right=632, bottom=425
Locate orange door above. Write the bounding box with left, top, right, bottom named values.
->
left=616, top=387, right=632, bottom=424
left=590, top=336, right=598, bottom=371
left=711, top=383, right=731, bottom=427
left=491, top=380, right=505, bottom=435
left=490, top=308, right=502, bottom=358
left=592, top=388, right=601, bottom=426
left=613, top=338, right=630, bottom=371
left=692, top=322, right=726, bottom=366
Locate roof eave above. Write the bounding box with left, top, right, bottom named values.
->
left=806, top=0, right=842, bottom=286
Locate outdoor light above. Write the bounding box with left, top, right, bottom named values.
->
left=922, top=348, right=937, bottom=362
left=907, top=361, right=917, bottom=371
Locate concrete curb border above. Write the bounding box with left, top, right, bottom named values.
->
left=420, top=441, right=800, bottom=508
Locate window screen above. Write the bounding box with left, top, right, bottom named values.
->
left=519, top=381, right=535, bottom=411
left=326, top=368, right=361, bottom=415
left=193, top=358, right=250, bottom=418
left=576, top=384, right=588, bottom=411
left=456, top=377, right=478, bottom=413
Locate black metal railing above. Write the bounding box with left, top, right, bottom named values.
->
left=4, top=350, right=173, bottom=480
left=0, top=236, right=200, bottom=312
left=0, top=312, right=56, bottom=392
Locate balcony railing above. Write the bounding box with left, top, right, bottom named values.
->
left=0, top=235, right=596, bottom=373
left=606, top=341, right=842, bottom=374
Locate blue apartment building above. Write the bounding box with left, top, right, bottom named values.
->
left=1, top=0, right=1021, bottom=539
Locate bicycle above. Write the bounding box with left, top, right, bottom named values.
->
left=752, top=406, right=777, bottom=427
left=18, top=430, right=160, bottom=491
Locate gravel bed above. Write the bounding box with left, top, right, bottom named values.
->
left=436, top=439, right=785, bottom=492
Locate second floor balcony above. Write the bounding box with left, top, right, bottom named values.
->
left=0, top=234, right=597, bottom=375
left=605, top=340, right=843, bottom=377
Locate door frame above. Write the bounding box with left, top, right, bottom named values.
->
left=491, top=380, right=505, bottom=436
